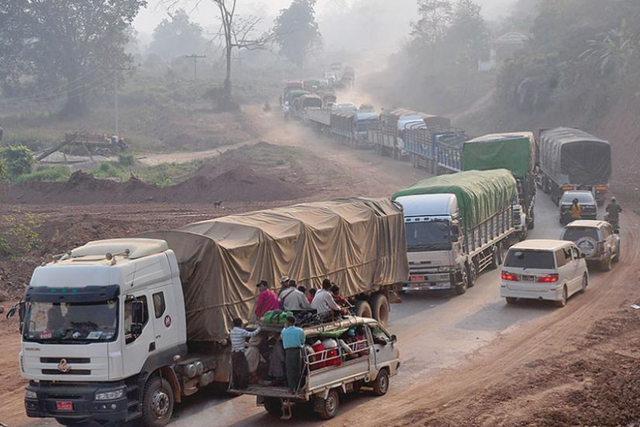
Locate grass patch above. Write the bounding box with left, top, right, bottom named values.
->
left=134, top=161, right=203, bottom=187
left=16, top=165, right=71, bottom=183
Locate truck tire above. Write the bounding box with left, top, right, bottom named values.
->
left=372, top=369, right=390, bottom=396
left=489, top=244, right=504, bottom=270
left=142, top=377, right=174, bottom=427
left=264, top=397, right=282, bottom=416
left=317, top=389, right=340, bottom=420
left=55, top=419, right=89, bottom=426
left=355, top=300, right=373, bottom=318
left=455, top=265, right=472, bottom=295
left=370, top=294, right=390, bottom=325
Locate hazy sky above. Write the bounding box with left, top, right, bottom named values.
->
left=134, top=0, right=516, bottom=35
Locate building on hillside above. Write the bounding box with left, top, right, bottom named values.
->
left=478, top=31, right=529, bottom=72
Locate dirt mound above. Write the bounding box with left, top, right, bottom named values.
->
left=1, top=163, right=311, bottom=205
left=168, top=165, right=309, bottom=203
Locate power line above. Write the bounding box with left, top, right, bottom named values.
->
left=0, top=67, right=101, bottom=103
left=185, top=54, right=207, bottom=82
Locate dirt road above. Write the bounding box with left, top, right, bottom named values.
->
left=9, top=110, right=640, bottom=427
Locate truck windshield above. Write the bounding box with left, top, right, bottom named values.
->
left=405, top=221, right=452, bottom=252
left=23, top=300, right=118, bottom=343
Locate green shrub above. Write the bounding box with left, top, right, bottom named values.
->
left=16, top=166, right=71, bottom=183
left=0, top=209, right=42, bottom=258
left=118, top=152, right=136, bottom=168
left=90, top=161, right=128, bottom=180
left=0, top=159, right=6, bottom=181
left=0, top=145, right=33, bottom=179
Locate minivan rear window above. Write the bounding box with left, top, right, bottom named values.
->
left=504, top=250, right=556, bottom=269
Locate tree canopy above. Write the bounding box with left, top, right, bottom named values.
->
left=0, top=0, right=146, bottom=115
left=273, top=0, right=322, bottom=67
left=149, top=9, right=207, bottom=61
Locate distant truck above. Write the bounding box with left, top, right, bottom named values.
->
left=330, top=109, right=379, bottom=148
left=539, top=127, right=612, bottom=206
left=12, top=198, right=408, bottom=427
left=292, top=94, right=323, bottom=120
left=393, top=170, right=518, bottom=295
left=463, top=132, right=537, bottom=239
left=402, top=115, right=467, bottom=174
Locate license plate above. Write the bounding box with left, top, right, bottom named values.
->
left=429, top=284, right=450, bottom=290
left=410, top=275, right=425, bottom=282
left=521, top=275, right=536, bottom=282
left=56, top=401, right=74, bottom=412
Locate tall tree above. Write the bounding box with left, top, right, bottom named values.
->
left=0, top=0, right=146, bottom=116
left=411, top=0, right=453, bottom=48
left=212, top=0, right=269, bottom=110
left=446, top=0, right=489, bottom=65
left=149, top=9, right=207, bottom=60
left=273, top=0, right=322, bottom=67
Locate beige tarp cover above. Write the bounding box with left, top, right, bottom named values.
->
left=139, top=197, right=408, bottom=342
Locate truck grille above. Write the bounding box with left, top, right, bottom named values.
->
left=42, top=369, right=91, bottom=375
left=40, top=357, right=91, bottom=364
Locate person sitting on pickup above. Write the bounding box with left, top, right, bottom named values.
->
left=339, top=329, right=358, bottom=360
left=322, top=337, right=341, bottom=366
left=606, top=197, right=622, bottom=221
left=279, top=279, right=310, bottom=311
left=308, top=339, right=326, bottom=370
left=311, top=279, right=344, bottom=320
left=230, top=318, right=261, bottom=389
left=354, top=325, right=370, bottom=356
left=308, top=288, right=317, bottom=304
left=244, top=334, right=265, bottom=384
left=330, top=284, right=347, bottom=308
left=570, top=198, right=583, bottom=222
left=255, top=280, right=279, bottom=319
left=268, top=337, right=286, bottom=386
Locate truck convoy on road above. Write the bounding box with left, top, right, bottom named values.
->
left=462, top=132, right=538, bottom=239
left=539, top=127, right=612, bottom=206
left=13, top=198, right=408, bottom=427
left=393, top=170, right=518, bottom=295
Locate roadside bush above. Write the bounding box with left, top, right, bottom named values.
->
left=0, top=209, right=42, bottom=258
left=91, top=161, right=128, bottom=180
left=0, top=145, right=33, bottom=179
left=15, top=165, right=71, bottom=183
left=118, top=152, right=136, bottom=168
left=0, top=159, right=6, bottom=181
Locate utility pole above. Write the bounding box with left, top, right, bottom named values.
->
left=185, top=54, right=206, bottom=82
left=105, top=66, right=133, bottom=140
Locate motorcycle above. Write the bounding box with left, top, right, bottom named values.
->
left=263, top=102, right=271, bottom=112
left=605, top=214, right=620, bottom=231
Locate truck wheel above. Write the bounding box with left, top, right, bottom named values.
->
left=355, top=300, right=373, bottom=318
left=527, top=212, right=535, bottom=230
left=264, top=397, right=282, bottom=416
left=370, top=294, right=390, bottom=325
left=455, top=267, right=470, bottom=295
left=55, top=419, right=89, bottom=426
left=142, top=377, right=174, bottom=427
left=372, top=369, right=390, bottom=396
left=317, top=389, right=340, bottom=420
left=489, top=244, right=504, bottom=270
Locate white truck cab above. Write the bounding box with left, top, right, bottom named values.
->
left=395, top=194, right=465, bottom=292
left=18, top=239, right=202, bottom=427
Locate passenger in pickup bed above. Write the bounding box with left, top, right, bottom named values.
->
left=281, top=316, right=305, bottom=392
left=311, top=279, right=344, bottom=320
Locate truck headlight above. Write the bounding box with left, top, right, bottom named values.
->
left=25, top=390, right=37, bottom=399
left=95, top=387, right=126, bottom=401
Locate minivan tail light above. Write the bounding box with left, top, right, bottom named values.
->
left=501, top=271, right=519, bottom=281
left=537, top=274, right=559, bottom=283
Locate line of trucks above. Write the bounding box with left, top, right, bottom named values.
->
left=10, top=96, right=612, bottom=426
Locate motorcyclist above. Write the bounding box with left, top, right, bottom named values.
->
left=568, top=198, right=583, bottom=224
left=263, top=100, right=271, bottom=112
left=605, top=197, right=622, bottom=227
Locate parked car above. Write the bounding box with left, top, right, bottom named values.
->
left=501, top=240, right=589, bottom=307
left=229, top=316, right=400, bottom=420
left=560, top=220, right=620, bottom=271
left=559, top=190, right=597, bottom=223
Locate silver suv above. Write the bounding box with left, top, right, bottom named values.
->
left=560, top=220, right=620, bottom=271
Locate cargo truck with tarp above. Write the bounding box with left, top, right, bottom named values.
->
left=463, top=132, right=537, bottom=238
left=393, top=170, right=517, bottom=295
left=11, top=198, right=408, bottom=427
left=330, top=109, right=379, bottom=148
left=539, top=127, right=612, bottom=206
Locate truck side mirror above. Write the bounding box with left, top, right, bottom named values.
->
left=131, top=300, right=144, bottom=337
left=6, top=305, right=17, bottom=320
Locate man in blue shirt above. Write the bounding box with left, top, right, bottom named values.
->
left=281, top=316, right=305, bottom=392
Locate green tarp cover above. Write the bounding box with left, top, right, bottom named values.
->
left=392, top=170, right=517, bottom=229
left=462, top=132, right=535, bottom=178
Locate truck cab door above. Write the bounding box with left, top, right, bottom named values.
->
left=149, top=286, right=179, bottom=354
left=121, top=294, right=156, bottom=378
left=368, top=323, right=398, bottom=374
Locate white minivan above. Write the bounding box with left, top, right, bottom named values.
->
left=501, top=240, right=589, bottom=307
